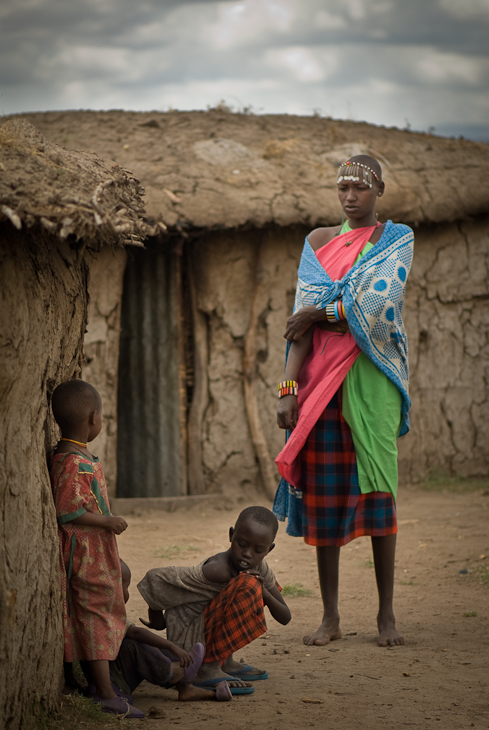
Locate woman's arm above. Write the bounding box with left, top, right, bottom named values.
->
left=70, top=512, right=128, bottom=535
left=284, top=304, right=327, bottom=341
left=276, top=328, right=313, bottom=431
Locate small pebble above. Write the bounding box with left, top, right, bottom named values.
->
left=290, top=675, right=295, bottom=679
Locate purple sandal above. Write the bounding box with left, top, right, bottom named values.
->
left=92, top=696, right=145, bottom=719
left=215, top=681, right=233, bottom=702
left=183, top=643, right=205, bottom=685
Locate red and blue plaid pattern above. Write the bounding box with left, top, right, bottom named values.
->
left=203, top=573, right=267, bottom=663
left=301, top=390, right=397, bottom=546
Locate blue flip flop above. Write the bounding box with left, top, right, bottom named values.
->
left=194, top=678, right=255, bottom=695
left=232, top=664, right=269, bottom=681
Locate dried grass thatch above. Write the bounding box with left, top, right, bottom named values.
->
left=0, top=118, right=153, bottom=246
left=11, top=110, right=489, bottom=231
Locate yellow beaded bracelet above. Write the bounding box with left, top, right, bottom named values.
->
left=278, top=380, right=298, bottom=398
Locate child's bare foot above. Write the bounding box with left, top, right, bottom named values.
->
left=195, top=663, right=252, bottom=690
left=303, top=615, right=342, bottom=646
left=221, top=656, right=267, bottom=679
left=176, top=683, right=231, bottom=701
left=377, top=611, right=404, bottom=647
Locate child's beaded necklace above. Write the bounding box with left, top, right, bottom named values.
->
left=60, top=437, right=88, bottom=448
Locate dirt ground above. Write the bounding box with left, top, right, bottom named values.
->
left=80, top=486, right=487, bottom=730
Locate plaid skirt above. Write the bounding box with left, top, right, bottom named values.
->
left=203, top=572, right=267, bottom=663
left=301, top=390, right=397, bottom=547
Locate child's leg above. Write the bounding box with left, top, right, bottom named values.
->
left=304, top=546, right=342, bottom=646
left=371, top=534, right=404, bottom=646
left=194, top=573, right=263, bottom=688
left=89, top=660, right=118, bottom=699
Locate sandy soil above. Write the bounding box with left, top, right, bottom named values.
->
left=88, top=487, right=487, bottom=729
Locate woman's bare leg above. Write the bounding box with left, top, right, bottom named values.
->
left=371, top=534, right=404, bottom=646
left=303, top=546, right=342, bottom=645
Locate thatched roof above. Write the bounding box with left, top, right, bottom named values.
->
left=6, top=110, right=489, bottom=230
left=0, top=118, right=152, bottom=245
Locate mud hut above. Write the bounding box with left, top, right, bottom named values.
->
left=12, top=110, right=489, bottom=506
left=0, top=118, right=149, bottom=729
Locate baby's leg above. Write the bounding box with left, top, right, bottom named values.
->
left=303, top=546, right=342, bottom=646
left=113, top=638, right=173, bottom=693
left=372, top=534, right=404, bottom=646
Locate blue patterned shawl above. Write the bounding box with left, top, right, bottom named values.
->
left=274, top=220, right=414, bottom=536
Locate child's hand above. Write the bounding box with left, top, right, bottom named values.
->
left=105, top=516, right=128, bottom=534
left=139, top=608, right=166, bottom=631
left=169, top=643, right=193, bottom=668
left=243, top=569, right=264, bottom=583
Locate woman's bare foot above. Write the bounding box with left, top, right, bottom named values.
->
left=377, top=611, right=404, bottom=647
left=303, top=614, right=342, bottom=646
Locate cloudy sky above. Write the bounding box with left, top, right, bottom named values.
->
left=1, top=0, right=488, bottom=141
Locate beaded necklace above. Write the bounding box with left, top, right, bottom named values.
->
left=60, top=437, right=88, bottom=448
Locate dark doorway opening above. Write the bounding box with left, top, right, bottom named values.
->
left=117, top=240, right=187, bottom=497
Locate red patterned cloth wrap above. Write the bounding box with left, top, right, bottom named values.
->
left=50, top=453, right=126, bottom=662
left=203, top=572, right=274, bottom=663
left=301, top=390, right=397, bottom=547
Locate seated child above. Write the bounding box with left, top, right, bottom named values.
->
left=137, top=506, right=291, bottom=693
left=50, top=379, right=143, bottom=718
left=110, top=560, right=232, bottom=702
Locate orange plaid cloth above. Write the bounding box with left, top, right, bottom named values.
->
left=203, top=572, right=267, bottom=663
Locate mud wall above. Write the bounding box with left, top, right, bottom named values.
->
left=0, top=226, right=89, bottom=729
left=83, top=246, right=127, bottom=498
left=189, top=215, right=489, bottom=495
left=400, top=216, right=489, bottom=480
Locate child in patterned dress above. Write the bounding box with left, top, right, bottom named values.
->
left=50, top=379, right=143, bottom=718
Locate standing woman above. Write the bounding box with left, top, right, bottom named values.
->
left=274, top=155, right=413, bottom=647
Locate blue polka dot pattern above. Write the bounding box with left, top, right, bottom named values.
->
left=293, top=220, right=414, bottom=437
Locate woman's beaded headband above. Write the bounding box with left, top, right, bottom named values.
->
left=337, top=160, right=380, bottom=189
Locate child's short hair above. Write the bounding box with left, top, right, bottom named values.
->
left=120, top=559, right=131, bottom=584
left=52, top=379, right=101, bottom=430
left=235, top=506, right=279, bottom=540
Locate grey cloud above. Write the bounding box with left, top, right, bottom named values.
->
left=0, top=0, right=487, bottom=141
